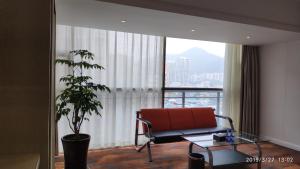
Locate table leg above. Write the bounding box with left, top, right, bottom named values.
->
left=188, top=142, right=194, bottom=153
left=206, top=147, right=213, bottom=169
left=254, top=142, right=262, bottom=169
left=232, top=144, right=237, bottom=151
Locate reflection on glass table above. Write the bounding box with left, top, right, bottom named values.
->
left=182, top=132, right=264, bottom=169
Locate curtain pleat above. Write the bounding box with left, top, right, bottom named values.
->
left=223, top=44, right=242, bottom=131
left=56, top=25, right=164, bottom=152
left=240, top=45, right=260, bottom=135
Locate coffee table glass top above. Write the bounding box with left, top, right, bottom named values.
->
left=182, top=132, right=262, bottom=148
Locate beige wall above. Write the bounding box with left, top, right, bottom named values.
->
left=260, top=40, right=300, bottom=151
left=0, top=0, right=54, bottom=169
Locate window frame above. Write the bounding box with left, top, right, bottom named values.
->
left=161, top=37, right=223, bottom=114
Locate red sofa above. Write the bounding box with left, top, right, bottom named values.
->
left=134, top=107, right=234, bottom=162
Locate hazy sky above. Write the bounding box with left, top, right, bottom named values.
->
left=166, top=37, right=225, bottom=57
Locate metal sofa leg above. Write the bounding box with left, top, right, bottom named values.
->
left=136, top=143, right=147, bottom=152
left=146, top=141, right=153, bottom=162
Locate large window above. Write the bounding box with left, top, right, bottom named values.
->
left=163, top=37, right=225, bottom=114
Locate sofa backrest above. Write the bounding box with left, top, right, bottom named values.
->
left=140, top=107, right=217, bottom=132
left=140, top=108, right=171, bottom=132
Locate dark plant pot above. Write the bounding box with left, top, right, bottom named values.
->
left=62, top=134, right=90, bottom=169
left=188, top=153, right=205, bottom=169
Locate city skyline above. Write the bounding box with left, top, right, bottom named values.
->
left=166, top=37, right=225, bottom=57
left=165, top=46, right=224, bottom=88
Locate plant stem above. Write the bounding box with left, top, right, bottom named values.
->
left=74, top=108, right=80, bottom=135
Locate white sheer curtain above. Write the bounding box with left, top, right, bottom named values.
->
left=56, top=25, right=164, bottom=151
left=223, top=44, right=242, bottom=131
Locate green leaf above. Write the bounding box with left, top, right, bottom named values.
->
left=55, top=49, right=111, bottom=134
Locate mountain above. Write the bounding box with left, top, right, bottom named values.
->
left=166, top=47, right=224, bottom=74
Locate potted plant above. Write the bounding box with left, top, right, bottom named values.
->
left=56, top=50, right=110, bottom=169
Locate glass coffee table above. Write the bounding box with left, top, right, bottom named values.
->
left=182, top=132, right=263, bottom=169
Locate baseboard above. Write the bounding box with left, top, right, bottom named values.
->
left=261, top=135, right=300, bottom=151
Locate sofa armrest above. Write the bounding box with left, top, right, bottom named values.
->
left=137, top=117, right=153, bottom=138
left=215, top=114, right=235, bottom=131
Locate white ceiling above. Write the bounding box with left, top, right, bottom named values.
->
left=56, top=0, right=300, bottom=45
left=98, top=0, right=300, bottom=32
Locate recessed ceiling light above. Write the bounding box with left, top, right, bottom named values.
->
left=121, top=20, right=127, bottom=23
left=246, top=35, right=251, bottom=39
left=191, top=29, right=196, bottom=32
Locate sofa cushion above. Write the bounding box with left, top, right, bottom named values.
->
left=168, top=108, right=195, bottom=130
left=151, top=130, right=183, bottom=138
left=151, top=131, right=183, bottom=144
left=209, top=126, right=229, bottom=133
left=140, top=108, right=171, bottom=132
left=179, top=128, right=212, bottom=135
left=179, top=127, right=229, bottom=135
left=191, top=108, right=217, bottom=128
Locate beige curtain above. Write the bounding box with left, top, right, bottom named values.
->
left=240, top=45, right=260, bottom=135
left=223, top=44, right=242, bottom=131
left=56, top=25, right=164, bottom=152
